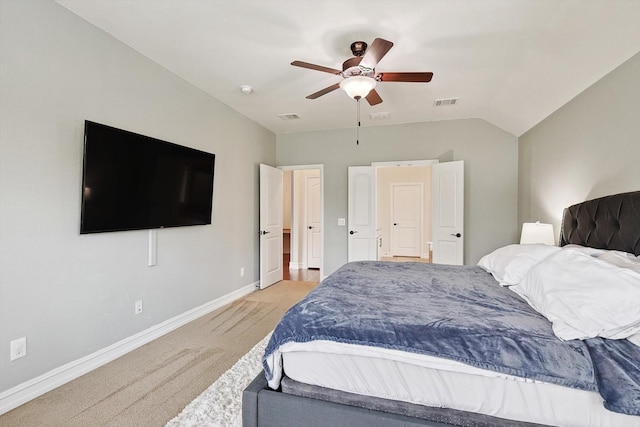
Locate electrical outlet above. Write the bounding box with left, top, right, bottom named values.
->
left=10, top=337, right=27, bottom=361
left=240, top=267, right=245, bottom=277
left=135, top=300, right=143, bottom=315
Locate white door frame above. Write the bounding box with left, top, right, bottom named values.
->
left=372, top=159, right=464, bottom=264
left=374, top=160, right=438, bottom=261
left=372, top=160, right=439, bottom=168
left=279, top=164, right=324, bottom=279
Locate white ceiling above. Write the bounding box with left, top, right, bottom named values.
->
left=55, top=0, right=640, bottom=137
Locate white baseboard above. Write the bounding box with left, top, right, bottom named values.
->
left=0, top=281, right=258, bottom=415
left=289, top=261, right=306, bottom=270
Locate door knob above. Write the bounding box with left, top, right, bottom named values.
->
left=393, top=223, right=397, bottom=226
left=450, top=233, right=461, bottom=238
left=308, top=226, right=314, bottom=230
left=260, top=230, right=270, bottom=235
left=349, top=230, right=358, bottom=235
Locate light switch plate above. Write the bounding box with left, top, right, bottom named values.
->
left=10, top=337, right=27, bottom=361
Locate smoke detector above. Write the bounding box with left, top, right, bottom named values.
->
left=240, top=85, right=254, bottom=95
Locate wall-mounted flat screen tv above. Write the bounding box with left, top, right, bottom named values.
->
left=80, top=120, right=215, bottom=234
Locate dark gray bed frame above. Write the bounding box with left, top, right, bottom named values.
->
left=243, top=374, right=455, bottom=427
left=243, top=191, right=640, bottom=427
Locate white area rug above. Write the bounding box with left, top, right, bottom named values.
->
left=165, top=333, right=271, bottom=427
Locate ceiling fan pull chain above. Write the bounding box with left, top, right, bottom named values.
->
left=356, top=98, right=360, bottom=145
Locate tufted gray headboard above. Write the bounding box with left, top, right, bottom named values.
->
left=559, top=191, right=640, bottom=256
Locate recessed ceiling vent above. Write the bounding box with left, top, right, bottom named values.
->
left=278, top=113, right=301, bottom=120
left=433, top=97, right=459, bottom=107
left=369, top=112, right=390, bottom=121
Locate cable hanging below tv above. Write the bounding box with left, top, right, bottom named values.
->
left=80, top=120, right=215, bottom=234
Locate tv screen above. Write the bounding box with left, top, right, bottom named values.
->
left=80, top=121, right=215, bottom=234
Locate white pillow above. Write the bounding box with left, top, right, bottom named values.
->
left=477, top=244, right=560, bottom=286
left=596, top=250, right=640, bottom=274
left=511, top=249, right=640, bottom=341
left=560, top=244, right=607, bottom=256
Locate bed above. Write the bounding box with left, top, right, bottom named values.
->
left=243, top=191, right=640, bottom=427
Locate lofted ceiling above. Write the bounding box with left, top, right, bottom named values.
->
left=55, top=0, right=640, bottom=137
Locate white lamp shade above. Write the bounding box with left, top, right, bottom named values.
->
left=340, top=76, right=376, bottom=99
left=520, top=222, right=555, bottom=245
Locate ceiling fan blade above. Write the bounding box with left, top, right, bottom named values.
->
left=377, top=72, right=433, bottom=82
left=291, top=61, right=341, bottom=75
left=306, top=83, right=341, bottom=99
left=359, top=38, right=394, bottom=70
left=365, top=89, right=383, bottom=106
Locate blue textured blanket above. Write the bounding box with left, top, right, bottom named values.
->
left=263, top=261, right=640, bottom=416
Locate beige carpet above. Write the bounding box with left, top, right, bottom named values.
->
left=0, top=280, right=317, bottom=427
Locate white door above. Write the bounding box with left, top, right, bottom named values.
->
left=259, top=164, right=283, bottom=289
left=348, top=166, right=377, bottom=261
left=306, top=175, right=321, bottom=268
left=390, top=183, right=422, bottom=257
left=432, top=161, right=464, bottom=265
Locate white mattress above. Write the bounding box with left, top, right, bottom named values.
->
left=279, top=340, right=640, bottom=427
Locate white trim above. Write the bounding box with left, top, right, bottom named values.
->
left=278, top=163, right=324, bottom=171
left=288, top=261, right=303, bottom=270
left=0, top=281, right=258, bottom=415
left=371, top=159, right=439, bottom=167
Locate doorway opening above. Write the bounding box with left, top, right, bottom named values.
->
left=375, top=163, right=433, bottom=263
left=348, top=159, right=463, bottom=265
left=281, top=166, right=323, bottom=283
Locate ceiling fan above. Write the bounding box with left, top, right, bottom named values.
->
left=291, top=38, right=433, bottom=105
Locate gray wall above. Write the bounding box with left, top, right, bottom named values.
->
left=276, top=118, right=519, bottom=275
left=518, top=52, right=640, bottom=241
left=0, top=1, right=274, bottom=392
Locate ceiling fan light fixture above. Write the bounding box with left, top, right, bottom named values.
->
left=340, top=76, right=376, bottom=100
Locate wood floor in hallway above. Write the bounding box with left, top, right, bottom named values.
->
left=282, top=253, right=321, bottom=282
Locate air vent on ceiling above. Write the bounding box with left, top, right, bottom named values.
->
left=369, top=112, right=391, bottom=121
left=278, top=113, right=301, bottom=120
left=433, top=97, right=459, bottom=107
